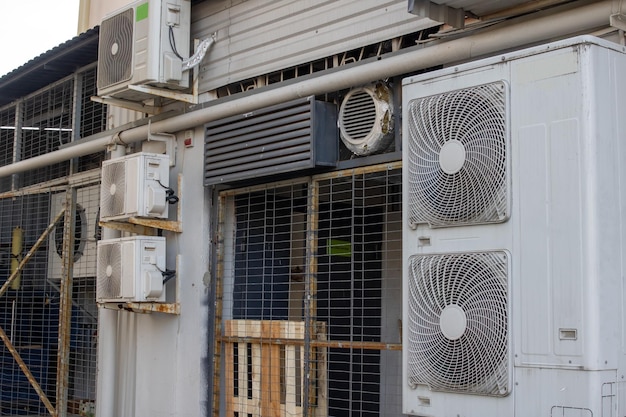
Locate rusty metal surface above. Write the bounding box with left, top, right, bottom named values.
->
left=56, top=189, right=76, bottom=417
left=0, top=324, right=57, bottom=416
left=99, top=301, right=181, bottom=315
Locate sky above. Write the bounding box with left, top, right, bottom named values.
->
left=0, top=0, right=80, bottom=77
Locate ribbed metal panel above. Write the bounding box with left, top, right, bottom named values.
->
left=191, top=0, right=438, bottom=93
left=204, top=97, right=337, bottom=185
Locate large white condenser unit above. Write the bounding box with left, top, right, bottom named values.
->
left=97, top=0, right=191, bottom=100
left=48, top=185, right=100, bottom=279
left=402, top=36, right=626, bottom=417
left=100, top=152, right=170, bottom=222
left=96, top=235, right=166, bottom=303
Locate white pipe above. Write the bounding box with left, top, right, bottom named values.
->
left=0, top=0, right=615, bottom=178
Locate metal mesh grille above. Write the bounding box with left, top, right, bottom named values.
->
left=0, top=188, right=98, bottom=415
left=0, top=107, right=15, bottom=192
left=20, top=80, right=73, bottom=187
left=406, top=82, right=508, bottom=227
left=218, top=165, right=403, bottom=416
left=339, top=90, right=377, bottom=141
left=78, top=67, right=107, bottom=172
left=406, top=252, right=509, bottom=396
left=97, top=8, right=134, bottom=90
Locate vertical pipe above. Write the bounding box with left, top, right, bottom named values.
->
left=11, top=100, right=22, bottom=191
left=96, top=144, right=124, bottom=417
left=10, top=226, right=23, bottom=290
left=77, top=0, right=92, bottom=34
left=56, top=187, right=77, bottom=417
left=304, top=179, right=319, bottom=416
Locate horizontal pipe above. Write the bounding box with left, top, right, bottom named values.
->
left=0, top=0, right=614, bottom=179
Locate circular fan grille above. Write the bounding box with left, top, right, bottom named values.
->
left=96, top=242, right=122, bottom=300
left=338, top=84, right=394, bottom=156
left=54, top=204, right=87, bottom=263
left=406, top=252, right=509, bottom=396
left=97, top=8, right=134, bottom=90
left=406, top=82, right=508, bottom=227
left=100, top=160, right=126, bottom=218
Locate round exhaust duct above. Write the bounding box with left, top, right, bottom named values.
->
left=338, top=82, right=394, bottom=156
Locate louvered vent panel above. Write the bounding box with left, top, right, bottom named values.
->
left=204, top=97, right=337, bottom=185
left=97, top=8, right=134, bottom=90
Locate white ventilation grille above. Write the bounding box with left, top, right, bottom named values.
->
left=406, top=82, right=508, bottom=227
left=96, top=241, right=122, bottom=301
left=100, top=159, right=126, bottom=219
left=406, top=251, right=509, bottom=396
left=338, top=83, right=394, bottom=156
left=97, top=7, right=134, bottom=90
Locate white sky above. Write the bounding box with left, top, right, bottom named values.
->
left=0, top=0, right=80, bottom=77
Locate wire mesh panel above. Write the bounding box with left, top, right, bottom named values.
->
left=20, top=80, right=73, bottom=187
left=0, top=184, right=99, bottom=416
left=77, top=67, right=107, bottom=173
left=0, top=106, right=15, bottom=193
left=218, top=164, right=403, bottom=417
left=315, top=167, right=403, bottom=417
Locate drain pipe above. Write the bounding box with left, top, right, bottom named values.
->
left=0, top=0, right=616, bottom=178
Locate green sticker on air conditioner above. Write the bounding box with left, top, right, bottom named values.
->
left=136, top=3, right=149, bottom=21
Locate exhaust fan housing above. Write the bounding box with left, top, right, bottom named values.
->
left=338, top=83, right=394, bottom=156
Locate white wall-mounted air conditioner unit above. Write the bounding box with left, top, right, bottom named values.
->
left=402, top=36, right=626, bottom=417
left=100, top=152, right=170, bottom=222
left=96, top=235, right=166, bottom=303
left=97, top=0, right=191, bottom=101
left=48, top=185, right=100, bottom=279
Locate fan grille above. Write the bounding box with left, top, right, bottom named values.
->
left=340, top=90, right=377, bottom=141
left=97, top=8, right=134, bottom=90
left=406, top=252, right=509, bottom=396
left=96, top=242, right=122, bottom=300
left=100, top=160, right=126, bottom=218
left=406, top=82, right=508, bottom=227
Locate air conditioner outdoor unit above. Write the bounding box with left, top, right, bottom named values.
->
left=100, top=152, right=170, bottom=222
left=402, top=36, right=626, bottom=417
left=48, top=185, right=100, bottom=279
left=97, top=0, right=191, bottom=101
left=96, top=235, right=166, bottom=303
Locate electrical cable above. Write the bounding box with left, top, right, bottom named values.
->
left=169, top=26, right=184, bottom=60
left=157, top=179, right=179, bottom=204
left=156, top=264, right=177, bottom=283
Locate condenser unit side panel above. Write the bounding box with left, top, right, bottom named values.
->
left=512, top=48, right=586, bottom=368
left=512, top=44, right=626, bottom=371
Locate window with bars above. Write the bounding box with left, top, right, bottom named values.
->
left=217, top=163, right=403, bottom=417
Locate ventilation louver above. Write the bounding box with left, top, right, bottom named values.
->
left=97, top=8, right=134, bottom=91
left=204, top=97, right=337, bottom=186
left=100, top=158, right=127, bottom=219
left=96, top=240, right=122, bottom=301
left=338, top=83, right=394, bottom=156
left=406, top=82, right=508, bottom=228
left=406, top=251, right=509, bottom=396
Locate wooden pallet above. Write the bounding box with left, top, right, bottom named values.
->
left=223, top=320, right=327, bottom=417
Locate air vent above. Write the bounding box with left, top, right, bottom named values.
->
left=338, top=83, right=394, bottom=156
left=97, top=7, right=134, bottom=90
left=204, top=97, right=337, bottom=186
left=406, top=251, right=509, bottom=396
left=406, top=82, right=508, bottom=228
left=96, top=240, right=122, bottom=301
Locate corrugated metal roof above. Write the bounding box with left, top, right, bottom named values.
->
left=0, top=26, right=100, bottom=107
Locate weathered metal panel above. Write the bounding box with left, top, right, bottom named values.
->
left=191, top=0, right=438, bottom=92
left=204, top=97, right=337, bottom=185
